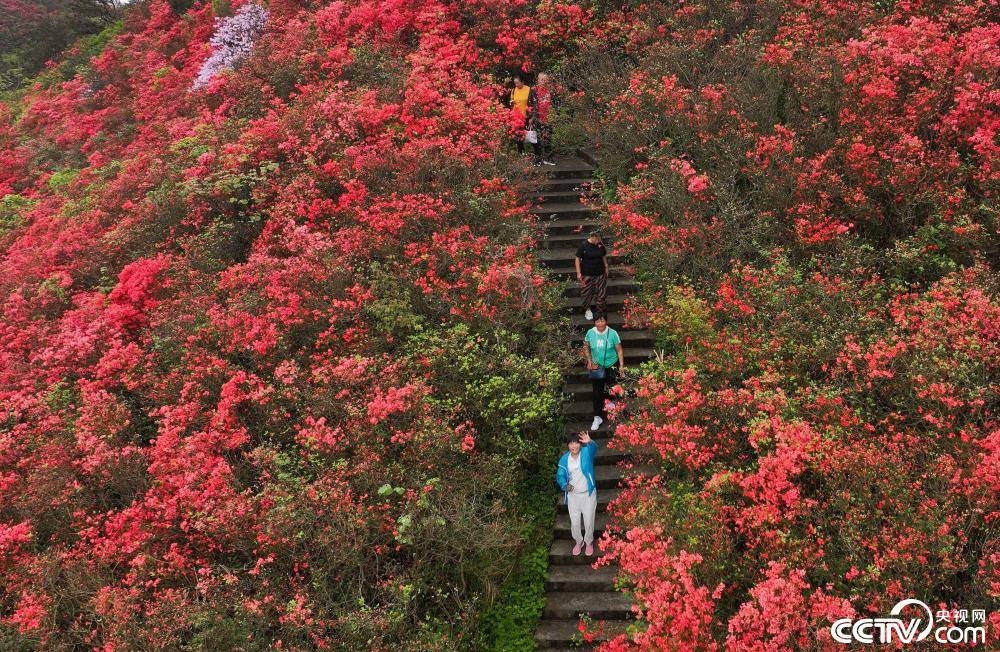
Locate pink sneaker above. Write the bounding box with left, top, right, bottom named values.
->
left=572, top=542, right=583, bottom=556
left=585, top=543, right=595, bottom=556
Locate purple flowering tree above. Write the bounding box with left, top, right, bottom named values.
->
left=192, top=3, right=269, bottom=90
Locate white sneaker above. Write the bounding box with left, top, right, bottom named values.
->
left=585, top=308, right=593, bottom=320
left=590, top=416, right=603, bottom=431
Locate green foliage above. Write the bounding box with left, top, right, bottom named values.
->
left=549, top=106, right=589, bottom=155
left=476, top=428, right=561, bottom=651
left=405, top=324, right=562, bottom=462
left=644, top=284, right=715, bottom=356
left=2, top=19, right=122, bottom=101
left=362, top=261, right=426, bottom=342
left=47, top=169, right=80, bottom=193
left=478, top=544, right=550, bottom=651
left=885, top=218, right=981, bottom=288
left=211, top=0, right=235, bottom=18
left=0, top=194, right=36, bottom=237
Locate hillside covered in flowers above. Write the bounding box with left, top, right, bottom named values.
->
left=1, top=0, right=997, bottom=649
left=565, top=0, right=999, bottom=648
left=1, top=1, right=580, bottom=648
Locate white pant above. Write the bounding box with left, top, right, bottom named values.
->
left=567, top=490, right=597, bottom=544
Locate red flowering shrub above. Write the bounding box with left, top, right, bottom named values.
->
left=0, top=0, right=577, bottom=647
left=561, top=0, right=998, bottom=647
left=2, top=0, right=997, bottom=647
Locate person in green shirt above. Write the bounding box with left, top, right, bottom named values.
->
left=583, top=314, right=624, bottom=431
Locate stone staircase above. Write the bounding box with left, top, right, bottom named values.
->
left=529, top=155, right=652, bottom=650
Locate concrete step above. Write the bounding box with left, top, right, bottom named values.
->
left=562, top=419, right=631, bottom=441
left=540, top=162, right=596, bottom=179
left=563, top=394, right=639, bottom=416
left=550, top=266, right=632, bottom=281
left=543, top=591, right=634, bottom=619
left=559, top=293, right=628, bottom=313
left=534, top=618, right=629, bottom=649
left=590, top=446, right=631, bottom=465
left=553, top=513, right=611, bottom=540
left=544, top=564, right=618, bottom=591
left=564, top=381, right=612, bottom=398
left=591, top=465, right=624, bottom=489
left=553, top=464, right=652, bottom=491
left=559, top=278, right=634, bottom=298
left=564, top=349, right=653, bottom=369
left=569, top=310, right=623, bottom=327
left=557, top=487, right=622, bottom=513
left=550, top=539, right=607, bottom=565
left=562, top=330, right=654, bottom=348
left=532, top=203, right=598, bottom=218
left=540, top=247, right=621, bottom=265
left=538, top=176, right=597, bottom=192
left=541, top=232, right=617, bottom=249
left=544, top=216, right=604, bottom=235
left=529, top=189, right=597, bottom=202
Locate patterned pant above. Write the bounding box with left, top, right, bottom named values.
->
left=580, top=274, right=607, bottom=316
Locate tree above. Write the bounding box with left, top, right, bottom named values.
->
left=0, top=0, right=121, bottom=91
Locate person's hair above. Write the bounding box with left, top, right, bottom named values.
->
left=564, top=432, right=581, bottom=445
left=513, top=74, right=523, bottom=83
left=594, top=313, right=607, bottom=322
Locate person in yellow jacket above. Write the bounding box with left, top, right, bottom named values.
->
left=509, top=75, right=531, bottom=154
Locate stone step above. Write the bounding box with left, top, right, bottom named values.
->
left=559, top=277, right=634, bottom=297
left=529, top=189, right=598, bottom=202
left=564, top=380, right=622, bottom=397
left=541, top=162, right=597, bottom=179
left=563, top=349, right=653, bottom=370
left=557, top=487, right=622, bottom=513
left=544, top=216, right=604, bottom=235
left=553, top=513, right=611, bottom=540
left=541, top=232, right=617, bottom=249
left=551, top=266, right=632, bottom=281
left=563, top=422, right=612, bottom=441
left=532, top=203, right=598, bottom=218
left=544, top=564, right=618, bottom=591
left=590, top=446, right=631, bottom=465
left=534, top=618, right=629, bottom=649
left=591, top=465, right=625, bottom=489
left=543, top=591, right=634, bottom=620
left=562, top=330, right=654, bottom=349
left=540, top=247, right=622, bottom=266
left=569, top=310, right=623, bottom=327
left=553, top=464, right=652, bottom=491
left=559, top=293, right=628, bottom=313
left=563, top=395, right=633, bottom=416
left=538, top=176, right=597, bottom=192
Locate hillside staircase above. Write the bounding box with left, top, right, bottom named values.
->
left=529, top=155, right=652, bottom=649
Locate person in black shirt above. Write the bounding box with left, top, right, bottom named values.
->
left=575, top=232, right=608, bottom=321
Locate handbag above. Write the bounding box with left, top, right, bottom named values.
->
left=524, top=129, right=538, bottom=144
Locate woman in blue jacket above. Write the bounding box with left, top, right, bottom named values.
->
left=556, top=431, right=598, bottom=556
